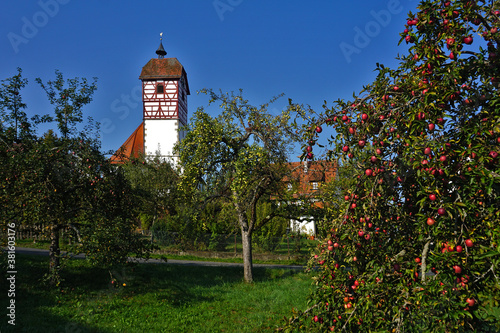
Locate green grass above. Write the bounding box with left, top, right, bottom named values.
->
left=0, top=254, right=312, bottom=332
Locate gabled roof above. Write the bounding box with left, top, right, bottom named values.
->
left=110, top=123, right=144, bottom=164
left=284, top=161, right=336, bottom=183
left=139, top=58, right=190, bottom=94
left=283, top=161, right=337, bottom=197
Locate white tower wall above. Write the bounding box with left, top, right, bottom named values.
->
left=144, top=119, right=180, bottom=163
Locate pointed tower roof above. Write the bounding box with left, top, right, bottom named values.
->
left=139, top=33, right=190, bottom=94
left=156, top=32, right=167, bottom=58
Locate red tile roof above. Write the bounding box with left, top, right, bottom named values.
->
left=139, top=58, right=190, bottom=94
left=110, top=123, right=144, bottom=164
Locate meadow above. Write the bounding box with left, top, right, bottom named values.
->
left=0, top=253, right=312, bottom=332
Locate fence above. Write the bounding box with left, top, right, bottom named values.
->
left=145, top=230, right=315, bottom=257
left=2, top=226, right=315, bottom=260
left=1, top=225, right=49, bottom=242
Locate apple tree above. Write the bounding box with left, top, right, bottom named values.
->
left=175, top=89, right=303, bottom=283
left=36, top=70, right=97, bottom=139
left=284, top=0, right=500, bottom=331
left=1, top=70, right=154, bottom=285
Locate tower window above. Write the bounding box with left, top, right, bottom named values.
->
left=157, top=84, right=164, bottom=94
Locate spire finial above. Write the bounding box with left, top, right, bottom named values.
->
left=156, top=32, right=167, bottom=59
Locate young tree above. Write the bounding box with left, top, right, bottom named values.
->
left=176, top=89, right=302, bottom=282
left=286, top=0, right=500, bottom=331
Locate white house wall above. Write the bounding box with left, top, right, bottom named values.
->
left=290, top=218, right=316, bottom=236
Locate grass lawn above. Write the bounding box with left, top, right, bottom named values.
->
left=0, top=253, right=312, bottom=332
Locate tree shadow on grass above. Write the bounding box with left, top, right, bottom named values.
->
left=0, top=254, right=112, bottom=333
left=2, top=253, right=307, bottom=332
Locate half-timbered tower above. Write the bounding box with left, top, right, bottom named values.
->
left=140, top=39, right=189, bottom=163
left=110, top=36, right=189, bottom=164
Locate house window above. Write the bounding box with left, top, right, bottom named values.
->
left=157, top=84, right=164, bottom=94
left=311, top=182, right=319, bottom=190
left=287, top=183, right=293, bottom=191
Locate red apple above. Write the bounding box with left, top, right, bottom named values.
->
left=456, top=245, right=463, bottom=253
left=465, top=239, right=473, bottom=247
left=438, top=208, right=446, bottom=216
left=429, top=194, right=436, bottom=201
left=342, top=145, right=350, bottom=153
left=453, top=265, right=462, bottom=274
left=427, top=217, right=435, bottom=226
left=359, top=140, right=366, bottom=147
left=362, top=113, right=369, bottom=120
left=365, top=169, right=373, bottom=176
left=466, top=298, right=476, bottom=307
left=306, top=146, right=313, bottom=152
left=315, top=126, right=322, bottom=133
left=424, top=147, right=432, bottom=155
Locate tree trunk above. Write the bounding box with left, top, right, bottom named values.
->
left=49, top=224, right=61, bottom=285
left=235, top=192, right=254, bottom=283
left=241, top=226, right=253, bottom=283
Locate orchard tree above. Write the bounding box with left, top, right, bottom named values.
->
left=1, top=70, right=153, bottom=285
left=176, top=89, right=303, bottom=283
left=36, top=70, right=97, bottom=139
left=285, top=0, right=500, bottom=331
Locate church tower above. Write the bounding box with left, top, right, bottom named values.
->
left=139, top=35, right=190, bottom=163
left=111, top=35, right=189, bottom=164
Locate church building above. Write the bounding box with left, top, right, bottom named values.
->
left=111, top=37, right=189, bottom=164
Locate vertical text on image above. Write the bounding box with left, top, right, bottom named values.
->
left=6, top=222, right=17, bottom=326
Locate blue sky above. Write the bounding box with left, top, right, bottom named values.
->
left=1, top=0, right=419, bottom=158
